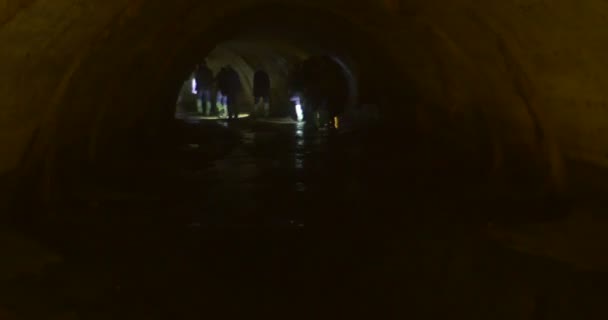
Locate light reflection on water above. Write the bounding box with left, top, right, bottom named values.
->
left=295, top=182, right=307, bottom=192
left=243, top=132, right=255, bottom=144
left=294, top=122, right=306, bottom=169
left=295, top=158, right=304, bottom=169
left=295, top=122, right=305, bottom=138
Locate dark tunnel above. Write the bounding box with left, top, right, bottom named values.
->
left=2, top=1, right=608, bottom=319
left=43, top=5, right=409, bottom=187
left=174, top=38, right=357, bottom=121
left=164, top=5, right=405, bottom=133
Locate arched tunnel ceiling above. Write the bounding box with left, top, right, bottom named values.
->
left=1, top=0, right=608, bottom=184
left=202, top=41, right=304, bottom=112
left=209, top=38, right=318, bottom=109
left=212, top=35, right=322, bottom=86
left=184, top=29, right=357, bottom=115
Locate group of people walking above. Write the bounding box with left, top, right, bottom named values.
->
left=189, top=56, right=347, bottom=127
left=193, top=61, right=271, bottom=120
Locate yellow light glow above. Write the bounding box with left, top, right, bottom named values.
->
left=334, top=116, right=339, bottom=129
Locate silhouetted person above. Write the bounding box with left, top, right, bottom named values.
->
left=219, top=65, right=241, bottom=120
left=299, top=59, right=323, bottom=125
left=294, top=56, right=348, bottom=128
left=288, top=62, right=315, bottom=122
left=194, top=61, right=214, bottom=116
left=253, top=69, right=271, bottom=117
left=215, top=66, right=229, bottom=118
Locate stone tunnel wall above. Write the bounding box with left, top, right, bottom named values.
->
left=1, top=0, right=608, bottom=199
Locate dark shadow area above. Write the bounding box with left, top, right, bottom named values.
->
left=2, top=4, right=607, bottom=320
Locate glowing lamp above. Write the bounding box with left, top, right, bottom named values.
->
left=191, top=78, right=197, bottom=94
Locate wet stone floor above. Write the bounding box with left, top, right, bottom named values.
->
left=2, top=118, right=608, bottom=319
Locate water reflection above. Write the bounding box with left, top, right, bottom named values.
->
left=294, top=122, right=306, bottom=170
left=295, top=122, right=305, bottom=138
left=295, top=182, right=307, bottom=192
left=243, top=132, right=255, bottom=144
left=295, top=158, right=304, bottom=169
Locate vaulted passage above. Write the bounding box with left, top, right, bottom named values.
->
left=2, top=1, right=608, bottom=319
left=174, top=25, right=360, bottom=120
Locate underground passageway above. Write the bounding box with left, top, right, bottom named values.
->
left=2, top=1, right=608, bottom=319
left=174, top=33, right=355, bottom=122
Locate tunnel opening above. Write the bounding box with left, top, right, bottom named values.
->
left=154, top=5, right=393, bottom=192
left=160, top=4, right=403, bottom=131
left=174, top=50, right=354, bottom=126
left=157, top=9, right=380, bottom=231
left=171, top=9, right=369, bottom=131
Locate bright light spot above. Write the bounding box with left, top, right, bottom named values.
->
left=295, top=104, right=304, bottom=122
left=291, top=96, right=304, bottom=122
left=191, top=78, right=197, bottom=94
left=334, top=116, right=339, bottom=129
